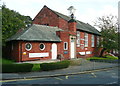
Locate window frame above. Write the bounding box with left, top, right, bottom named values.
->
left=76, top=31, right=80, bottom=47
left=39, top=43, right=45, bottom=50
left=97, top=36, right=99, bottom=47
left=91, top=35, right=94, bottom=47
left=25, top=43, right=32, bottom=51
left=84, top=33, right=88, bottom=47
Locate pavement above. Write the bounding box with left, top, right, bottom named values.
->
left=1, top=59, right=119, bottom=80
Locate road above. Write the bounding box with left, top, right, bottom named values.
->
left=1, top=67, right=119, bottom=85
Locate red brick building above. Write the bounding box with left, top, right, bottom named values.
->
left=7, top=5, right=101, bottom=62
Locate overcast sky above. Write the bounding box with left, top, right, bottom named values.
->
left=1, top=0, right=120, bottom=31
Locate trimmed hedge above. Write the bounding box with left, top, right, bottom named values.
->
left=2, top=63, right=33, bottom=73
left=40, top=60, right=70, bottom=71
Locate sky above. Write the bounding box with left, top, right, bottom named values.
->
left=1, top=0, right=120, bottom=31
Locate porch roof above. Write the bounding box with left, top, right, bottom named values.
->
left=7, top=24, right=63, bottom=42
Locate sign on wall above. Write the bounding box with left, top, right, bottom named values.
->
left=29, top=53, right=49, bottom=58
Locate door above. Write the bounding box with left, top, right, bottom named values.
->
left=52, top=43, right=57, bottom=60
left=70, top=38, right=75, bottom=58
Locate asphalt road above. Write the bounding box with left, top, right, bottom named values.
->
left=1, top=67, right=119, bottom=85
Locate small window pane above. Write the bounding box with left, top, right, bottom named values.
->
left=40, top=43, right=45, bottom=50
left=25, top=43, right=32, bottom=51
left=64, top=42, right=68, bottom=50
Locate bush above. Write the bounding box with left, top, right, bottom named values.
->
left=104, top=55, right=118, bottom=60
left=32, top=64, right=41, bottom=72
left=40, top=60, right=70, bottom=71
left=1, top=58, right=15, bottom=64
left=87, top=56, right=118, bottom=61
left=2, top=63, right=33, bottom=73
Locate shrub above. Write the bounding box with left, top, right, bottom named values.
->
left=87, top=56, right=118, bottom=61
left=1, top=58, right=15, bottom=64
left=2, top=63, right=33, bottom=73
left=104, top=55, right=118, bottom=60
left=32, top=64, right=41, bottom=71
left=40, top=60, right=70, bottom=71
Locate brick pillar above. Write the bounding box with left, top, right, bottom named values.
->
left=68, top=19, right=77, bottom=32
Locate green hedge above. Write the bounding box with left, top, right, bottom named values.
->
left=2, top=63, right=33, bottom=73
left=40, top=60, right=70, bottom=71
left=87, top=56, right=118, bottom=61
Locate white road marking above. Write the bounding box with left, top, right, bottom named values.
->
left=107, top=82, right=118, bottom=84
left=91, top=73, right=97, bottom=78
left=65, top=76, right=69, bottom=79
left=54, top=77, right=63, bottom=81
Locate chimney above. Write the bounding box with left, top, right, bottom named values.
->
left=68, top=18, right=77, bottom=32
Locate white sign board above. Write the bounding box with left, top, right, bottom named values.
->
left=86, top=51, right=92, bottom=54
left=29, top=53, right=49, bottom=58
left=79, top=52, right=85, bottom=55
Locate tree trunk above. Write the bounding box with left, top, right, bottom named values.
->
left=99, top=48, right=106, bottom=57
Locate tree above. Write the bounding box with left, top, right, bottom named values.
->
left=2, top=5, right=32, bottom=46
left=94, top=15, right=118, bottom=57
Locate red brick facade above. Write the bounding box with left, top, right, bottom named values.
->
left=7, top=5, right=100, bottom=62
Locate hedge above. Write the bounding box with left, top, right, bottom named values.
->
left=40, top=60, right=70, bottom=71
left=2, top=63, right=33, bottom=73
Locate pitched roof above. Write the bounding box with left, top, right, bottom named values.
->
left=52, top=10, right=101, bottom=35
left=7, top=24, right=63, bottom=42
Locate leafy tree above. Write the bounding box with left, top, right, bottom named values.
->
left=94, top=15, right=118, bottom=57
left=2, top=5, right=32, bottom=46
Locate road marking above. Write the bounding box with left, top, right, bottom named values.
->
left=112, top=73, right=116, bottom=75
left=107, top=82, right=117, bottom=84
left=106, top=71, right=110, bottom=72
left=0, top=78, right=33, bottom=83
left=91, top=73, right=97, bottom=78
left=65, top=76, right=69, bottom=79
left=1, top=78, right=46, bottom=83
left=54, top=77, right=63, bottom=81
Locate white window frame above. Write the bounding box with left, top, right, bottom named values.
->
left=39, top=43, right=45, bottom=50
left=64, top=42, right=68, bottom=50
left=76, top=31, right=80, bottom=47
left=25, top=43, right=32, bottom=51
left=91, top=35, right=94, bottom=47
left=84, top=33, right=88, bottom=47
left=97, top=36, right=99, bottom=47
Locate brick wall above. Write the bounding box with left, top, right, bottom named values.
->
left=33, top=6, right=59, bottom=27
left=19, top=41, right=55, bottom=61
left=32, top=6, right=100, bottom=59
left=76, top=31, right=100, bottom=58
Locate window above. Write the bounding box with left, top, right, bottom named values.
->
left=39, top=43, right=45, bottom=50
left=64, top=42, right=68, bottom=50
left=91, top=35, right=94, bottom=47
left=97, top=36, right=99, bottom=47
left=25, top=43, right=32, bottom=51
left=12, top=43, right=13, bottom=50
left=84, top=33, right=88, bottom=47
left=76, top=31, right=80, bottom=47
